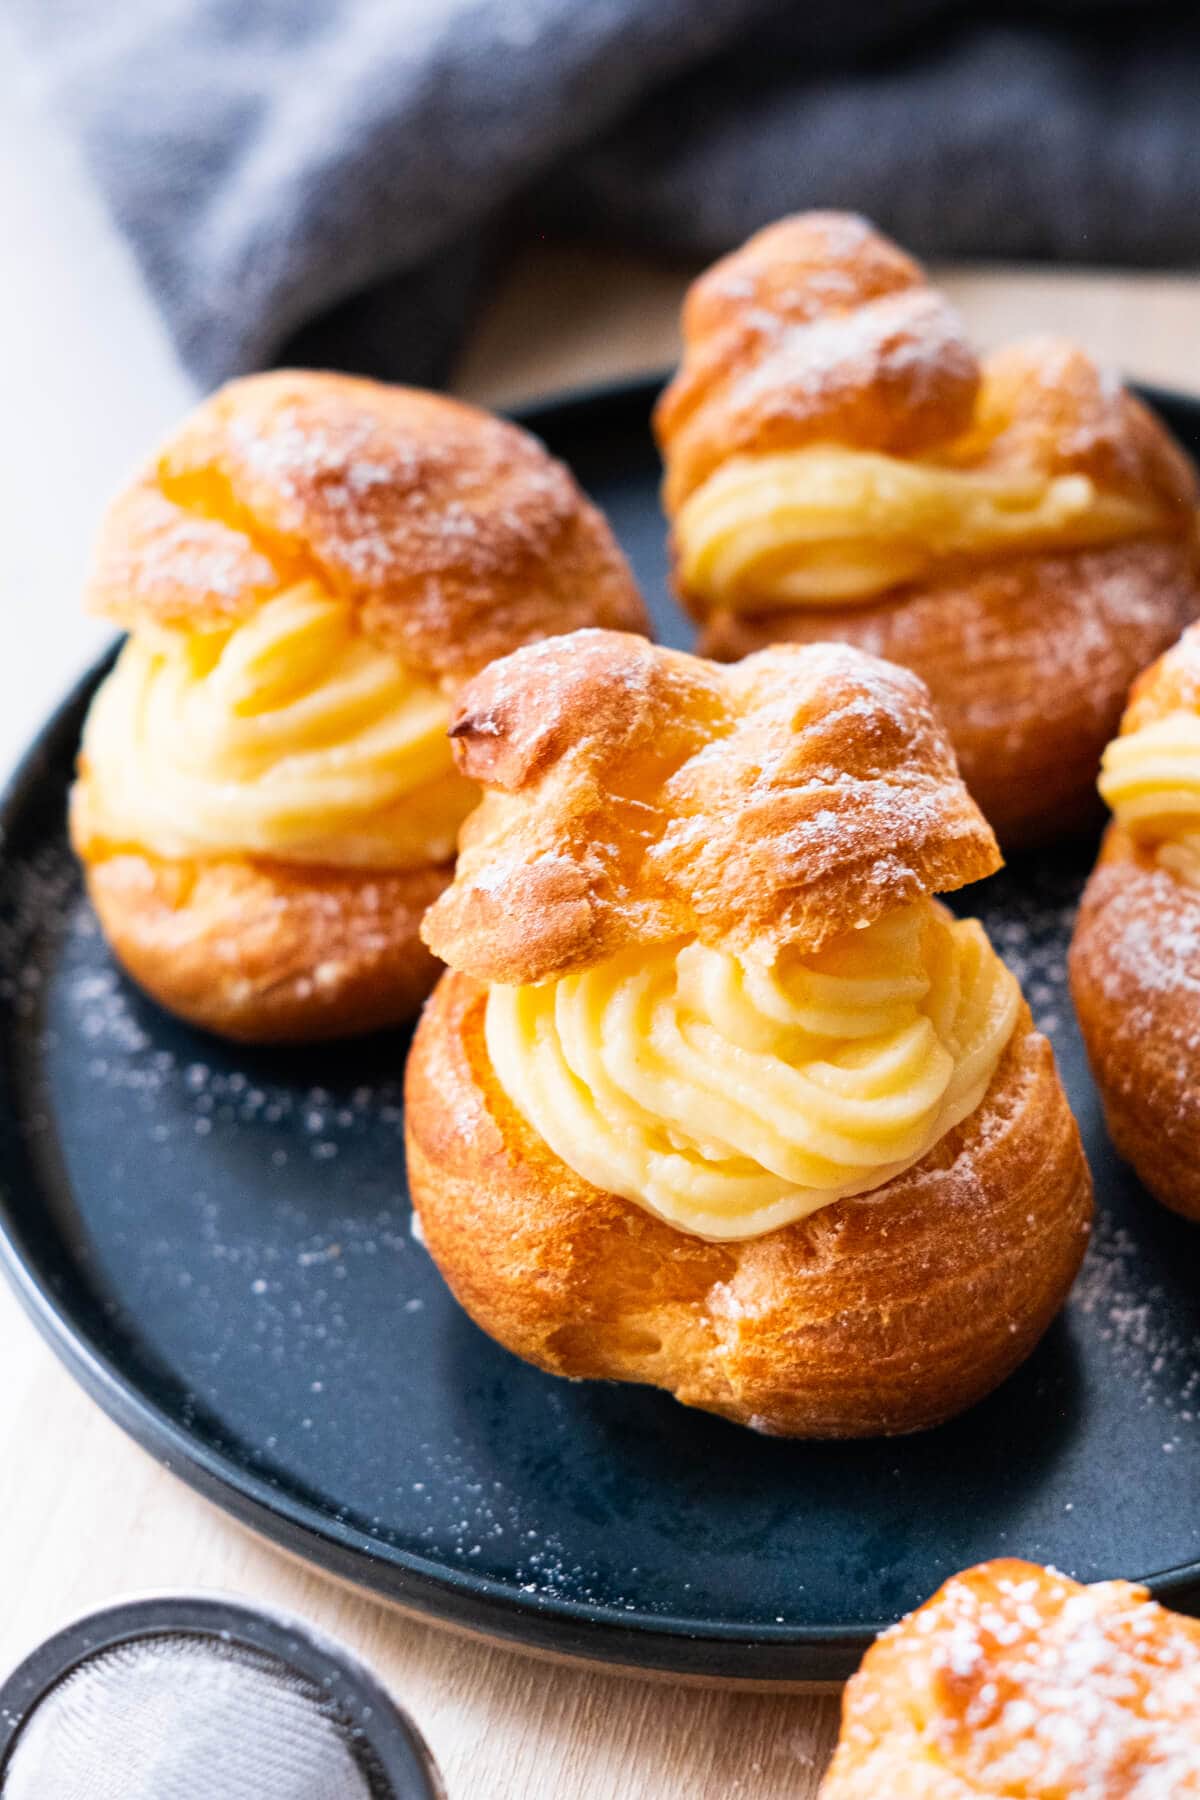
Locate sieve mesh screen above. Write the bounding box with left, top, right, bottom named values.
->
left=1, top=1631, right=395, bottom=1799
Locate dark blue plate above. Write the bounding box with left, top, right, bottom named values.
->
left=3, top=379, right=1200, bottom=1685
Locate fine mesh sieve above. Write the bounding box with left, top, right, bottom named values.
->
left=0, top=1596, right=444, bottom=1800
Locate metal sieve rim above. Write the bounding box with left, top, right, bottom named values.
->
left=0, top=1592, right=445, bottom=1799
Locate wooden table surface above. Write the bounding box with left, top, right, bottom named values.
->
left=4, top=241, right=1200, bottom=1799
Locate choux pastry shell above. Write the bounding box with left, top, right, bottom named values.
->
left=655, top=212, right=1200, bottom=848
left=407, top=630, right=1092, bottom=1436
left=70, top=372, right=648, bottom=1041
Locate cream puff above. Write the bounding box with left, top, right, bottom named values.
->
left=406, top=629, right=1092, bottom=1437
left=1070, top=621, right=1200, bottom=1218
left=70, top=372, right=648, bottom=1042
left=819, top=1558, right=1200, bottom=1797
left=654, top=212, right=1200, bottom=848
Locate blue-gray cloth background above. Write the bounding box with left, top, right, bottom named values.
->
left=10, top=0, right=1200, bottom=391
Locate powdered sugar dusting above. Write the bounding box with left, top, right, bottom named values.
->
left=732, top=286, right=973, bottom=439
left=871, top=1565, right=1200, bottom=1796
left=1071, top=1210, right=1200, bottom=1428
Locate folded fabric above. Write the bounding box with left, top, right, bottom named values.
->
left=10, top=0, right=1199, bottom=390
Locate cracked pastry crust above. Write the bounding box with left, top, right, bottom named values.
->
left=655, top=212, right=1200, bottom=848
left=818, top=1559, right=1200, bottom=1797
left=420, top=629, right=999, bottom=983
left=1070, top=622, right=1200, bottom=1218
left=70, top=371, right=648, bottom=1042
left=408, top=631, right=1091, bottom=1436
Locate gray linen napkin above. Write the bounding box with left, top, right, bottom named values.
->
left=9, top=0, right=1199, bottom=389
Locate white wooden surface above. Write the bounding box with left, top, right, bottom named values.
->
left=3, top=37, right=1200, bottom=1797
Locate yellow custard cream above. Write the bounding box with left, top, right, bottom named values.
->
left=675, top=447, right=1155, bottom=609
left=486, top=900, right=1020, bottom=1240
left=78, top=581, right=474, bottom=868
left=1100, top=710, right=1200, bottom=884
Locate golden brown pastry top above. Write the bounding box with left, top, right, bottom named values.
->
left=956, top=340, right=1198, bottom=522
left=1120, top=617, right=1200, bottom=733
left=87, top=371, right=648, bottom=690
left=822, top=1558, right=1200, bottom=1797
left=421, top=629, right=999, bottom=985
left=654, top=211, right=1197, bottom=527
left=654, top=212, right=979, bottom=513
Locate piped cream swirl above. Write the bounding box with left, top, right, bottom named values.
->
left=675, top=447, right=1159, bottom=609
left=485, top=899, right=1020, bottom=1240
left=1100, top=709, right=1200, bottom=885
left=75, top=580, right=474, bottom=869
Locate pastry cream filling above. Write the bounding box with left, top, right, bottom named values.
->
left=675, top=447, right=1158, bottom=609
left=485, top=899, right=1020, bottom=1240
left=1100, top=709, right=1200, bottom=885
left=77, top=580, right=474, bottom=869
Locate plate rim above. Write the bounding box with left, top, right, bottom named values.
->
left=3, top=374, right=1200, bottom=1685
